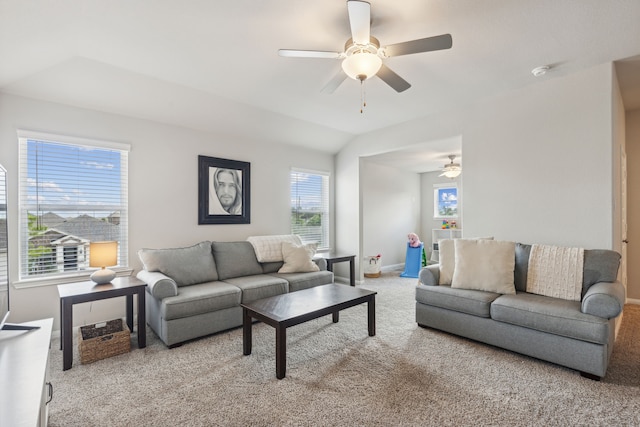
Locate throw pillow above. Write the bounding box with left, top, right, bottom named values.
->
left=451, top=239, right=516, bottom=294
left=138, top=241, right=218, bottom=286
left=437, top=239, right=456, bottom=285
left=438, top=237, right=495, bottom=285
left=278, top=242, right=320, bottom=273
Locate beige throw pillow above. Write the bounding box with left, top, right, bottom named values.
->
left=278, top=242, right=320, bottom=273
left=438, top=237, right=495, bottom=285
left=438, top=239, right=456, bottom=285
left=451, top=239, right=516, bottom=294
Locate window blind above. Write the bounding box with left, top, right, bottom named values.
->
left=290, top=169, right=329, bottom=250
left=0, top=166, right=7, bottom=289
left=18, top=134, right=129, bottom=280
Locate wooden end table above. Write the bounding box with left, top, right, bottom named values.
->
left=315, top=252, right=356, bottom=286
left=57, top=276, right=147, bottom=371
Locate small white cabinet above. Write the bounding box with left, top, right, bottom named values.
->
left=0, top=318, right=53, bottom=427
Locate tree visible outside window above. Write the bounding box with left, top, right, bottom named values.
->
left=434, top=185, right=458, bottom=218
left=18, top=133, right=129, bottom=280
left=290, top=169, right=329, bottom=250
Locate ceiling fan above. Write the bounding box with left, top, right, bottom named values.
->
left=278, top=0, right=453, bottom=94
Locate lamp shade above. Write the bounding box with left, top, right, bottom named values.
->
left=341, top=52, right=382, bottom=80
left=89, top=241, right=117, bottom=268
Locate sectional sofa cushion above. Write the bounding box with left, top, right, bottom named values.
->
left=160, top=281, right=241, bottom=321
left=268, top=270, right=334, bottom=292
left=138, top=241, right=218, bottom=286
left=416, top=284, right=500, bottom=318
left=222, top=275, right=289, bottom=303
left=212, top=241, right=263, bottom=280
left=491, top=292, right=610, bottom=344
left=451, top=239, right=516, bottom=294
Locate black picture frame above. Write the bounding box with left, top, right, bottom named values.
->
left=198, top=155, right=250, bottom=224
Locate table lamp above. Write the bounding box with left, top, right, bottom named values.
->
left=89, top=241, right=117, bottom=284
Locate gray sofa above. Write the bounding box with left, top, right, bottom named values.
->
left=137, top=241, right=333, bottom=347
left=416, top=242, right=625, bottom=379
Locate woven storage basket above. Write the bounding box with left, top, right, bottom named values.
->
left=78, top=318, right=130, bottom=364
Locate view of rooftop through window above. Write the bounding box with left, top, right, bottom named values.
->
left=19, top=137, right=129, bottom=279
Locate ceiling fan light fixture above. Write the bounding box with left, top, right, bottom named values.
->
left=439, top=155, right=462, bottom=178
left=341, top=51, right=382, bottom=81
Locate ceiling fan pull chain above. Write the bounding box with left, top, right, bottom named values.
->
left=360, top=78, right=366, bottom=113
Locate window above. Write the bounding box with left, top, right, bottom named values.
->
left=18, top=132, right=129, bottom=281
left=290, top=169, right=329, bottom=250
left=434, top=184, right=458, bottom=218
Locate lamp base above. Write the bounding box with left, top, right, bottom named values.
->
left=90, top=268, right=116, bottom=285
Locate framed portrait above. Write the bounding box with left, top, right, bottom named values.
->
left=198, top=155, right=250, bottom=224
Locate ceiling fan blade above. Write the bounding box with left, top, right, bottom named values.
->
left=347, top=0, right=371, bottom=45
left=383, top=34, right=452, bottom=57
left=377, top=64, right=411, bottom=92
left=278, top=49, right=341, bottom=59
left=321, top=70, right=348, bottom=94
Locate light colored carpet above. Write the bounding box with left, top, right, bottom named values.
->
left=48, top=273, right=640, bottom=426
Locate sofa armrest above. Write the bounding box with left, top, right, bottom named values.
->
left=581, top=281, right=625, bottom=319
left=314, top=257, right=328, bottom=271
left=419, top=264, right=440, bottom=286
left=137, top=270, right=178, bottom=300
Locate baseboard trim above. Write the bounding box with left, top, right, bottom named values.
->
left=381, top=263, right=404, bottom=272
left=626, top=298, right=640, bottom=305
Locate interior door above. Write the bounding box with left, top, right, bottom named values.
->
left=621, top=147, right=628, bottom=293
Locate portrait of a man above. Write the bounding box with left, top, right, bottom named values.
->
left=209, top=167, right=242, bottom=215
left=198, top=155, right=250, bottom=225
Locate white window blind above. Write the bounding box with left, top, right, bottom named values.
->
left=18, top=134, right=129, bottom=280
left=0, top=166, right=8, bottom=290
left=290, top=169, right=329, bottom=250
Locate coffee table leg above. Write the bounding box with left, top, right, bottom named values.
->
left=368, top=296, right=376, bottom=336
left=276, top=325, right=286, bottom=379
left=243, top=308, right=252, bottom=356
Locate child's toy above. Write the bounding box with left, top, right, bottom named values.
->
left=408, top=232, right=421, bottom=248
left=401, top=233, right=424, bottom=278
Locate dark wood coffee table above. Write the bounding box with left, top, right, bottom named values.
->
left=241, top=284, right=376, bottom=379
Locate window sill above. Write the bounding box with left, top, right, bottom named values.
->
left=13, top=268, right=134, bottom=289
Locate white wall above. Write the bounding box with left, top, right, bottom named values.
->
left=626, top=109, right=640, bottom=300
left=336, top=62, right=617, bottom=279
left=420, top=171, right=463, bottom=259
left=360, top=160, right=420, bottom=271
left=0, top=93, right=335, bottom=330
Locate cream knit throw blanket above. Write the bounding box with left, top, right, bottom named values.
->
left=526, top=244, right=584, bottom=301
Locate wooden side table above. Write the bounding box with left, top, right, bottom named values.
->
left=315, top=252, right=356, bottom=286
left=57, top=276, right=147, bottom=371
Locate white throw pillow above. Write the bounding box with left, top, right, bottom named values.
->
left=451, top=239, right=516, bottom=294
left=438, top=239, right=456, bottom=285
left=438, top=237, right=494, bottom=285
left=278, top=242, right=320, bottom=273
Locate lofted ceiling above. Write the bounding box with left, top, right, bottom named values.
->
left=1, top=0, right=640, bottom=173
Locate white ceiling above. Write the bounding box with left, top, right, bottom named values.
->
left=1, top=0, right=640, bottom=173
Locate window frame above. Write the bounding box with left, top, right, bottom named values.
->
left=433, top=183, right=458, bottom=219
left=290, top=168, right=330, bottom=251
left=17, top=130, right=130, bottom=285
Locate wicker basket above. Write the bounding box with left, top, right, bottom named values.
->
left=78, top=319, right=130, bottom=364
